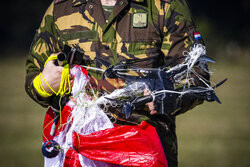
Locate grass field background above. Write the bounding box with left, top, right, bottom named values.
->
left=0, top=54, right=249, bottom=167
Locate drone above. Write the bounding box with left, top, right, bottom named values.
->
left=101, top=59, right=227, bottom=118
left=55, top=44, right=227, bottom=119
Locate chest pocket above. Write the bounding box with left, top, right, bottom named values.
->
left=59, top=29, right=99, bottom=61
left=55, top=6, right=98, bottom=48
left=60, top=30, right=98, bottom=44
left=115, top=8, right=163, bottom=67
left=116, top=13, right=163, bottom=68
left=56, top=13, right=100, bottom=60
left=116, top=12, right=162, bottom=43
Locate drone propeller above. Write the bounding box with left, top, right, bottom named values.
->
left=201, top=78, right=227, bottom=104
left=213, top=78, right=228, bottom=89
left=210, top=91, right=221, bottom=104
left=208, top=78, right=227, bottom=104
left=199, top=56, right=216, bottom=63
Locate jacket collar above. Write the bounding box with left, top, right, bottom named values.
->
left=72, top=0, right=144, bottom=7
left=131, top=0, right=144, bottom=2
left=72, top=0, right=86, bottom=6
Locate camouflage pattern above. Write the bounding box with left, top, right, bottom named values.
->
left=25, top=0, right=210, bottom=166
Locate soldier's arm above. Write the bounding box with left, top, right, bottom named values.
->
left=161, top=0, right=210, bottom=115
left=25, top=2, right=61, bottom=107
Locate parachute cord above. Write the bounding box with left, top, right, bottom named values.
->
left=58, top=95, right=63, bottom=131
left=33, top=74, right=53, bottom=98
left=42, top=114, right=60, bottom=142
left=35, top=55, right=71, bottom=97
left=40, top=55, right=72, bottom=142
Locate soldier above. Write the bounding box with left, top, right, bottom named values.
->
left=25, top=0, right=209, bottom=166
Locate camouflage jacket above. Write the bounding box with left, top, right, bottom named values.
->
left=25, top=0, right=210, bottom=165
left=26, top=0, right=209, bottom=111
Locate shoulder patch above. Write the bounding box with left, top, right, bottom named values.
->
left=54, top=0, right=67, bottom=4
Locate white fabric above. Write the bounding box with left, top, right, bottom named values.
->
left=44, top=65, right=115, bottom=167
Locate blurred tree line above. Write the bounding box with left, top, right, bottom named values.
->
left=1, top=0, right=249, bottom=59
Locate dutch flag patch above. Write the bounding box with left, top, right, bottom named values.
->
left=194, top=32, right=202, bottom=40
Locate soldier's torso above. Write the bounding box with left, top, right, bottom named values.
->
left=53, top=0, right=170, bottom=93
left=54, top=0, right=168, bottom=64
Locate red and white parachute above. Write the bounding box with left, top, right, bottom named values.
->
left=42, top=65, right=168, bottom=167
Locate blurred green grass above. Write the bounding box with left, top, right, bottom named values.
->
left=0, top=55, right=249, bottom=167
left=177, top=58, right=250, bottom=167
left=0, top=56, right=44, bottom=167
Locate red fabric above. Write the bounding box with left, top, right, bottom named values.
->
left=43, top=106, right=73, bottom=142
left=73, top=121, right=168, bottom=167
left=64, top=148, right=82, bottom=167
left=77, top=65, right=88, bottom=76
left=43, top=108, right=55, bottom=142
